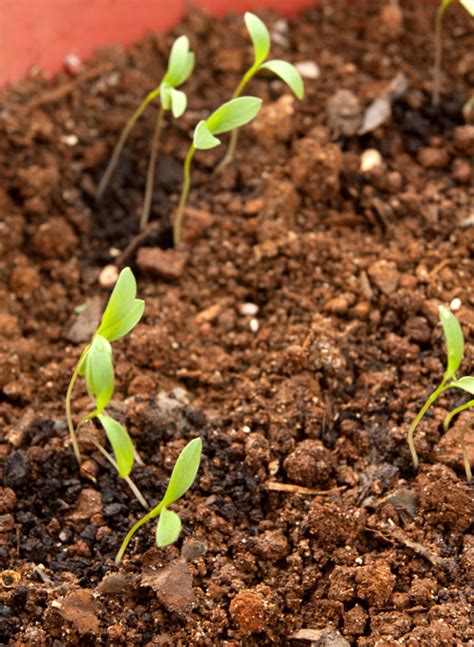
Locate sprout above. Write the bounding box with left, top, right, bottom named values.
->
left=216, top=12, right=304, bottom=171
left=407, top=305, right=473, bottom=480
left=432, top=0, right=474, bottom=106
left=65, top=268, right=148, bottom=505
left=115, top=437, right=202, bottom=563
left=96, top=36, right=195, bottom=230
left=173, top=96, right=262, bottom=246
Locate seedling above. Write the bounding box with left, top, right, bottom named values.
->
left=216, top=12, right=304, bottom=172
left=173, top=95, right=262, bottom=246
left=97, top=36, right=195, bottom=230
left=65, top=267, right=147, bottom=504
left=407, top=305, right=474, bottom=480
left=115, top=436, right=202, bottom=563
left=432, top=0, right=474, bottom=106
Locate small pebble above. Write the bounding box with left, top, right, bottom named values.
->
left=360, top=148, right=383, bottom=173
left=295, top=60, right=320, bottom=80
left=239, top=302, right=259, bottom=316
left=450, top=298, right=461, bottom=311
left=60, top=134, right=79, bottom=146
left=99, top=264, right=119, bottom=288
left=249, top=319, right=259, bottom=333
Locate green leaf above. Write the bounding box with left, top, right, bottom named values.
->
left=164, top=36, right=195, bottom=87
left=97, top=267, right=145, bottom=343
left=162, top=437, right=202, bottom=507
left=459, top=0, right=473, bottom=17
left=170, top=88, right=187, bottom=118
left=193, top=121, right=222, bottom=150
left=206, top=96, right=263, bottom=136
left=451, top=376, right=474, bottom=395
left=85, top=335, right=114, bottom=413
left=160, top=83, right=172, bottom=110
left=97, top=413, right=134, bottom=478
left=156, top=507, right=182, bottom=547
left=260, top=60, right=305, bottom=99
left=244, top=12, right=271, bottom=66
left=439, top=305, right=464, bottom=380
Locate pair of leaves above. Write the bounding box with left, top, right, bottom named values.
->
left=244, top=12, right=304, bottom=100
left=160, top=35, right=195, bottom=118
left=194, top=96, right=263, bottom=150
left=153, top=437, right=202, bottom=547
left=439, top=305, right=474, bottom=395
left=439, top=0, right=474, bottom=19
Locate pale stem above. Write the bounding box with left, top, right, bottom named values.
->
left=407, top=382, right=448, bottom=470
left=96, top=88, right=161, bottom=200
left=215, top=63, right=260, bottom=173
left=432, top=1, right=451, bottom=107
left=65, top=345, right=90, bottom=465
left=140, top=106, right=165, bottom=231
left=91, top=439, right=149, bottom=510
left=115, top=500, right=164, bottom=564
left=459, top=425, right=472, bottom=482
left=173, top=144, right=196, bottom=247
left=443, top=398, right=474, bottom=432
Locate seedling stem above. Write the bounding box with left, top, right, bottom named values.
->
left=173, top=144, right=195, bottom=247
left=140, top=106, right=165, bottom=231
left=407, top=381, right=448, bottom=469
left=65, top=345, right=91, bottom=464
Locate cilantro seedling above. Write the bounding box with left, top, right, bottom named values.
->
left=97, top=36, right=195, bottom=230
left=173, top=95, right=262, bottom=246
left=66, top=267, right=148, bottom=503
left=115, top=437, right=202, bottom=563
left=216, top=12, right=304, bottom=172
left=407, top=305, right=474, bottom=480
left=432, top=0, right=474, bottom=106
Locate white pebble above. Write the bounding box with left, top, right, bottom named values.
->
left=239, top=302, right=259, bottom=316
left=450, top=298, right=462, bottom=311
left=249, top=318, right=259, bottom=333
left=295, top=61, right=320, bottom=80
left=242, top=425, right=251, bottom=434
left=60, top=134, right=79, bottom=146
left=360, top=148, right=383, bottom=173
left=99, top=264, right=119, bottom=288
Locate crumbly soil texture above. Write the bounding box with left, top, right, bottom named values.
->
left=0, top=1, right=473, bottom=645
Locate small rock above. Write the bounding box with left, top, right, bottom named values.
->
left=453, top=125, right=474, bottom=156
left=181, top=538, right=208, bottom=561
left=368, top=260, right=400, bottom=295
left=141, top=559, right=196, bottom=615
left=66, top=296, right=103, bottom=343
left=31, top=218, right=78, bottom=259
left=98, top=264, right=119, bottom=288
left=249, top=318, right=259, bottom=333
left=379, top=4, right=403, bottom=38
left=0, top=514, right=15, bottom=533
left=291, top=628, right=350, bottom=646
left=66, top=488, right=103, bottom=521
left=294, top=60, right=320, bottom=80
left=98, top=573, right=136, bottom=595
left=327, top=90, right=362, bottom=136
left=0, top=314, right=19, bottom=338
left=181, top=207, right=214, bottom=243
left=252, top=95, right=295, bottom=149
left=229, top=589, right=266, bottom=635
left=356, top=561, right=395, bottom=608
left=417, top=146, right=450, bottom=169
left=137, top=247, right=188, bottom=280
left=360, top=148, right=383, bottom=173
left=284, top=439, right=333, bottom=487
left=325, top=295, right=351, bottom=315
left=0, top=488, right=16, bottom=514
left=239, top=303, right=259, bottom=317
left=57, top=589, right=99, bottom=635
left=3, top=450, right=30, bottom=487
left=253, top=529, right=289, bottom=561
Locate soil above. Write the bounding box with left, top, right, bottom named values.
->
left=0, top=1, right=473, bottom=644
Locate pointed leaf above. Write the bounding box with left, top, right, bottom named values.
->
left=451, top=376, right=474, bottom=395
left=244, top=12, right=271, bottom=66
left=97, top=267, right=144, bottom=342
left=164, top=36, right=195, bottom=87
left=260, top=60, right=304, bottom=99
left=156, top=508, right=182, bottom=547
left=206, top=96, right=263, bottom=135
left=459, top=0, right=474, bottom=17
left=170, top=88, right=187, bottom=118
left=85, top=335, right=114, bottom=413
left=193, top=121, right=221, bottom=150
left=439, top=305, right=464, bottom=380
left=162, top=437, right=202, bottom=507
left=98, top=413, right=134, bottom=478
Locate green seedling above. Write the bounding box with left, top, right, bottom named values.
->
left=66, top=267, right=148, bottom=504
left=116, top=436, right=202, bottom=563
left=407, top=305, right=474, bottom=480
left=216, top=12, right=304, bottom=172
left=432, top=0, right=474, bottom=106
left=173, top=95, right=262, bottom=246
left=97, top=36, right=195, bottom=230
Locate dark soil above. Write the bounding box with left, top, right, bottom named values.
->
left=1, top=1, right=473, bottom=644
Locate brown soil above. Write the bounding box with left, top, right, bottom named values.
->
left=1, top=1, right=473, bottom=645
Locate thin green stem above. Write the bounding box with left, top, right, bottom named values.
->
left=96, top=88, right=161, bottom=200
left=443, top=398, right=474, bottom=432
left=173, top=144, right=195, bottom=247
left=140, top=106, right=165, bottom=231
left=91, top=439, right=149, bottom=510
left=432, top=0, right=453, bottom=107
left=459, top=425, right=472, bottom=481
left=115, top=500, right=164, bottom=564
left=215, top=63, right=260, bottom=173
left=65, top=345, right=90, bottom=465
left=407, top=381, right=448, bottom=470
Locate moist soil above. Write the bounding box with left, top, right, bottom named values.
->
left=0, top=1, right=473, bottom=644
